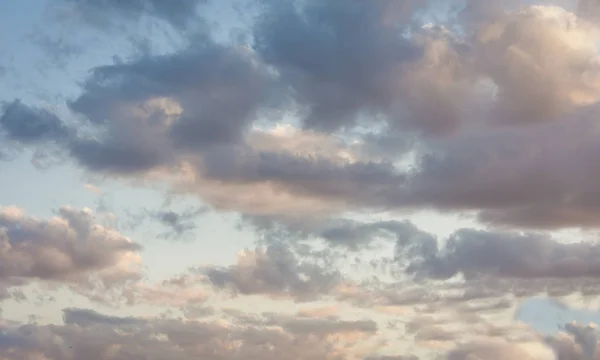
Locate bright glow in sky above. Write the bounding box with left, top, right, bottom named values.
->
left=1, top=0, right=600, bottom=359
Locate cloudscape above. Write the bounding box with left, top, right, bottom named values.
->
left=2, top=0, right=600, bottom=359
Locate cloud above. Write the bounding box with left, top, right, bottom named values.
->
left=0, top=308, right=379, bottom=360
left=252, top=0, right=471, bottom=135
left=126, top=206, right=208, bottom=240
left=0, top=206, right=142, bottom=295
left=62, top=308, right=145, bottom=327
left=296, top=305, right=339, bottom=319
left=448, top=324, right=600, bottom=360
left=446, top=339, right=558, bottom=360
left=65, top=40, right=272, bottom=173
left=201, top=243, right=342, bottom=301
left=8, top=2, right=600, bottom=231
left=556, top=322, right=599, bottom=360
left=474, top=5, right=600, bottom=124
left=275, top=317, right=377, bottom=336
left=120, top=272, right=208, bottom=309
left=0, top=100, right=71, bottom=145
left=152, top=207, right=207, bottom=239
left=13, top=1, right=600, bottom=359
left=402, top=228, right=600, bottom=281
left=365, top=356, right=420, bottom=360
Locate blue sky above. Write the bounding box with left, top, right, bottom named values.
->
left=1, top=0, right=600, bottom=359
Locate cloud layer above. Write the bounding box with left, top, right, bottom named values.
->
left=3, top=0, right=600, bottom=359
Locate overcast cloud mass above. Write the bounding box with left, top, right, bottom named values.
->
left=2, top=0, right=600, bottom=359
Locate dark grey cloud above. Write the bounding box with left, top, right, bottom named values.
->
left=319, top=220, right=420, bottom=250
left=200, top=145, right=405, bottom=207
left=201, top=243, right=341, bottom=301
left=68, top=136, right=170, bottom=174
left=0, top=36, right=274, bottom=174
left=0, top=100, right=71, bottom=144
left=62, top=308, right=145, bottom=327
left=393, top=115, right=600, bottom=229
left=399, top=227, right=600, bottom=281
left=252, top=0, right=458, bottom=134
left=64, top=38, right=273, bottom=173
left=247, top=216, right=435, bottom=252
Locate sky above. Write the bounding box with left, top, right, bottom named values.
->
left=2, top=0, right=600, bottom=359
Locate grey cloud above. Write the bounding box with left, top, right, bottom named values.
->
left=401, top=228, right=600, bottom=281
left=0, top=308, right=370, bottom=360
left=252, top=0, right=459, bottom=134
left=414, top=325, right=457, bottom=343
left=202, top=243, right=341, bottom=301
left=0, top=100, right=71, bottom=144
left=579, top=0, right=600, bottom=25
left=68, top=137, right=171, bottom=174
left=319, top=220, right=415, bottom=250
left=120, top=205, right=207, bottom=240
left=278, top=318, right=377, bottom=335
left=365, top=356, right=419, bottom=360
left=366, top=356, right=419, bottom=360
left=0, top=37, right=273, bottom=175
left=394, top=115, right=600, bottom=229
left=455, top=298, right=513, bottom=314
left=62, top=308, right=145, bottom=327
left=254, top=0, right=600, bottom=134
left=249, top=217, right=434, bottom=251
left=242, top=312, right=378, bottom=336
left=200, top=145, right=405, bottom=206
left=28, top=32, right=85, bottom=69
left=182, top=305, right=215, bottom=319
left=560, top=322, right=599, bottom=360
left=252, top=0, right=595, bottom=136
left=405, top=316, right=439, bottom=335
left=153, top=207, right=207, bottom=240
left=65, top=39, right=272, bottom=173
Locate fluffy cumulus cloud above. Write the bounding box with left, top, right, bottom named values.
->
left=4, top=0, right=600, bottom=359
left=0, top=206, right=142, bottom=298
